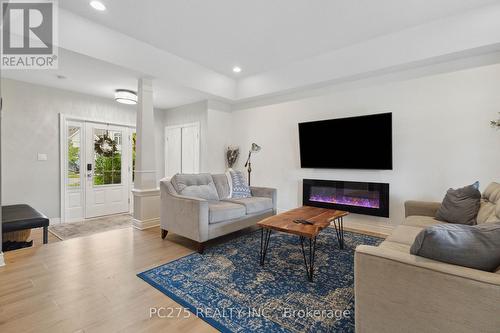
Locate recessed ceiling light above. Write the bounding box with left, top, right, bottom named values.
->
left=115, top=89, right=137, bottom=105
left=232, top=66, right=242, bottom=73
left=90, top=1, right=106, bottom=11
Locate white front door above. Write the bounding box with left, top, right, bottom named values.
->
left=63, top=119, right=135, bottom=222
left=64, top=121, right=85, bottom=221
left=85, top=123, right=131, bottom=218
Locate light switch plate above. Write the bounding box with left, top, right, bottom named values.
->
left=37, top=153, right=48, bottom=161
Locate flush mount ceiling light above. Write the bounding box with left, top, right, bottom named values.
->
left=90, top=1, right=106, bottom=11
left=115, top=89, right=137, bottom=105
left=232, top=66, right=242, bottom=73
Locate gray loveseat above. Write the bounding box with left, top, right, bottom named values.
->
left=160, top=173, right=277, bottom=253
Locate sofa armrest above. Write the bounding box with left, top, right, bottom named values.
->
left=355, top=245, right=500, bottom=333
left=404, top=200, right=441, bottom=217
left=251, top=186, right=277, bottom=212
left=160, top=181, right=209, bottom=242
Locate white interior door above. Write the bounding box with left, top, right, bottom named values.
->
left=181, top=125, right=199, bottom=173
left=165, top=123, right=200, bottom=178
left=85, top=123, right=130, bottom=218
left=165, top=127, right=182, bottom=178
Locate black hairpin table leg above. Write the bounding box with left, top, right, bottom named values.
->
left=300, top=236, right=317, bottom=282
left=332, top=216, right=344, bottom=249
left=260, top=228, right=272, bottom=266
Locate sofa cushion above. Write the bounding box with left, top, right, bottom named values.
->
left=385, top=225, right=423, bottom=246
left=477, top=201, right=497, bottom=224
left=482, top=182, right=500, bottom=203
left=223, top=197, right=273, bottom=215
left=171, top=173, right=219, bottom=201
left=410, top=223, right=500, bottom=272
left=378, top=240, right=411, bottom=253
left=208, top=201, right=246, bottom=224
left=477, top=182, right=500, bottom=224
left=435, top=182, right=481, bottom=225
left=212, top=173, right=230, bottom=199
left=403, top=215, right=442, bottom=228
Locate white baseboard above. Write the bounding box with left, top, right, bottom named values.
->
left=0, top=252, right=5, bottom=267
left=132, top=217, right=160, bottom=230
left=49, top=217, right=61, bottom=225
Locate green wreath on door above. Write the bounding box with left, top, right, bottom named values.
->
left=94, top=133, right=118, bottom=157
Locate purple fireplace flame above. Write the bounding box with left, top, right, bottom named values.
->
left=303, top=179, right=389, bottom=217
left=309, top=193, right=380, bottom=209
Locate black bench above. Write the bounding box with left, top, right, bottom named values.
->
left=2, top=204, right=49, bottom=245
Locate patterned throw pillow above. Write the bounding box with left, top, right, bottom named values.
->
left=225, top=170, right=233, bottom=198
left=229, top=170, right=251, bottom=198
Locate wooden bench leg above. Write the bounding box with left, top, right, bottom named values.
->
left=43, top=226, right=48, bottom=244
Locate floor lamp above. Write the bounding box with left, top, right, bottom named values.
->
left=244, top=143, right=261, bottom=186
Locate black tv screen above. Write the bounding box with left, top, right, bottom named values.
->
left=298, top=113, right=392, bottom=169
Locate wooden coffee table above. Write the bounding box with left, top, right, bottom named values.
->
left=257, top=206, right=348, bottom=282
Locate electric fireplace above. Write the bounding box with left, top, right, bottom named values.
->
left=303, top=179, right=389, bottom=217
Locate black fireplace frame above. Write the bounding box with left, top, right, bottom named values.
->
left=302, top=179, right=390, bottom=218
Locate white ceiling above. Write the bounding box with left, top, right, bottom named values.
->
left=60, top=0, right=500, bottom=77
left=2, top=49, right=211, bottom=109
left=4, top=1, right=500, bottom=109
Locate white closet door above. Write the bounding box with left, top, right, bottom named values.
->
left=165, top=123, right=200, bottom=178
left=181, top=125, right=199, bottom=174
left=165, top=127, right=182, bottom=178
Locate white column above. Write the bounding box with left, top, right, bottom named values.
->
left=132, top=78, right=160, bottom=229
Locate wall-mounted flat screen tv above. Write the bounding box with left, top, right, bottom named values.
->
left=298, top=112, right=392, bottom=169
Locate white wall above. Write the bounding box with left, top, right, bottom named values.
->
left=231, top=64, right=500, bottom=224
left=207, top=101, right=233, bottom=173
left=1, top=79, right=164, bottom=219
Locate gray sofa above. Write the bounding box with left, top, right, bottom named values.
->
left=355, top=182, right=500, bottom=333
left=160, top=173, right=276, bottom=253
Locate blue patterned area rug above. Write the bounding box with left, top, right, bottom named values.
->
left=138, top=228, right=382, bottom=333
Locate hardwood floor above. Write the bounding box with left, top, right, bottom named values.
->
left=27, top=227, right=61, bottom=246
left=0, top=220, right=389, bottom=332
left=0, top=226, right=217, bottom=333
